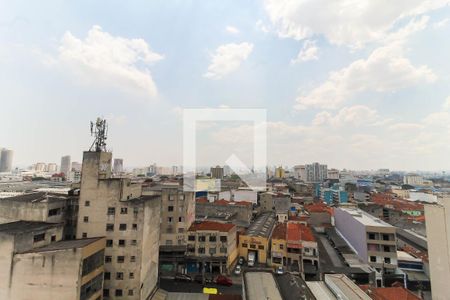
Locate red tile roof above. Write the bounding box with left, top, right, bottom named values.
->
left=272, top=223, right=287, bottom=240
left=188, top=221, right=235, bottom=232
left=304, top=202, right=333, bottom=215
left=287, top=222, right=301, bottom=242
left=299, top=224, right=315, bottom=242
left=359, top=286, right=421, bottom=300
left=372, top=193, right=424, bottom=213
left=196, top=197, right=208, bottom=203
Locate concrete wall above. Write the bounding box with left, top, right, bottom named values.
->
left=0, top=198, right=66, bottom=224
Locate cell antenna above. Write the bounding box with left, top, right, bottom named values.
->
left=89, top=117, right=108, bottom=152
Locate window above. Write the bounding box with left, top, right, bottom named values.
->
left=105, top=256, right=112, bottom=263
left=103, top=289, right=109, bottom=297
left=209, top=247, right=216, bottom=254
left=51, top=235, right=56, bottom=242
left=370, top=256, right=377, bottom=262
left=382, top=234, right=390, bottom=241
left=104, top=272, right=111, bottom=280
left=115, top=289, right=123, bottom=296
left=187, top=245, right=195, bottom=253
left=129, top=272, right=134, bottom=279
left=249, top=244, right=256, bottom=249
left=132, top=224, right=137, bottom=230
left=168, top=206, right=174, bottom=212
left=258, top=245, right=264, bottom=250
left=85, top=201, right=90, bottom=207
left=33, top=233, right=45, bottom=243
left=384, top=257, right=391, bottom=264
left=118, top=240, right=125, bottom=247
left=82, top=232, right=87, bottom=238
left=48, top=208, right=61, bottom=216
left=180, top=195, right=185, bottom=201
left=119, top=224, right=127, bottom=231
left=220, top=247, right=227, bottom=253
left=220, top=236, right=227, bottom=243
left=106, top=224, right=114, bottom=231
left=128, top=290, right=134, bottom=296
left=188, top=235, right=195, bottom=241
left=82, top=250, right=104, bottom=276
left=166, top=240, right=173, bottom=245
left=178, top=228, right=185, bottom=233
left=130, top=256, right=136, bottom=262
left=242, top=243, right=248, bottom=248
left=368, top=233, right=376, bottom=240
left=116, top=272, right=124, bottom=280
left=179, top=217, right=183, bottom=222
left=168, top=217, right=173, bottom=223
left=198, top=235, right=206, bottom=242
left=209, top=236, right=216, bottom=242
left=131, top=239, right=137, bottom=246
left=279, top=244, right=284, bottom=250
left=120, top=207, right=128, bottom=214
left=133, top=207, right=139, bottom=215
left=169, top=195, right=175, bottom=201
left=117, top=256, right=125, bottom=263
left=383, top=245, right=390, bottom=252
left=107, top=207, right=115, bottom=215
left=198, top=247, right=205, bottom=254
left=83, top=216, right=89, bottom=223
left=106, top=239, right=113, bottom=247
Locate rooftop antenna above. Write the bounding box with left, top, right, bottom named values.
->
left=89, top=117, right=108, bottom=152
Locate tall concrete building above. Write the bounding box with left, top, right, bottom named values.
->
left=210, top=165, right=224, bottom=179
left=0, top=148, right=14, bottom=172
left=425, top=197, right=450, bottom=300
left=47, top=163, right=58, bottom=173
left=113, top=158, right=124, bottom=174
left=305, top=162, right=327, bottom=183
left=76, top=150, right=161, bottom=300
left=294, top=165, right=307, bottom=181
left=60, top=155, right=71, bottom=176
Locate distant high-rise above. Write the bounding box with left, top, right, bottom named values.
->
left=113, top=158, right=123, bottom=174
left=60, top=155, right=71, bottom=175
left=305, top=162, right=327, bottom=183
left=210, top=165, right=224, bottom=179
left=47, top=163, right=58, bottom=173
left=0, top=149, right=14, bottom=173
left=71, top=161, right=81, bottom=172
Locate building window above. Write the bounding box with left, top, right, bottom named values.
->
left=48, top=208, right=61, bottom=216
left=105, top=256, right=112, bottom=263
left=85, top=201, right=90, bottom=207
left=188, top=235, right=195, bottom=241
left=209, top=248, right=216, bottom=254
left=51, top=235, right=56, bottom=242
left=166, top=240, right=173, bottom=245
left=198, top=235, right=206, bottom=242
left=115, top=289, right=123, bottom=296
left=178, top=228, right=185, bottom=233
left=258, top=245, right=264, bottom=250
left=368, top=233, right=376, bottom=240
left=120, top=207, right=128, bottom=214
left=209, top=236, right=216, bottom=242
left=133, top=207, right=139, bottom=216
left=279, top=244, right=284, bottom=250
left=242, top=243, right=248, bottom=248
left=130, top=256, right=136, bottom=262
left=370, top=256, right=377, bottom=262
left=249, top=244, right=256, bottom=249
left=220, top=247, right=227, bottom=253
left=131, top=240, right=137, bottom=246
left=168, top=206, right=174, bottom=212
left=168, top=217, right=173, bottom=223
left=198, top=247, right=205, bottom=254
left=107, top=207, right=115, bottom=215
left=382, top=234, right=390, bottom=241
left=106, top=224, right=114, bottom=231
left=128, top=290, right=134, bottom=296
left=82, top=233, right=87, bottom=238
left=33, top=233, right=45, bottom=243
left=104, top=272, right=111, bottom=280
left=180, top=195, right=185, bottom=201
left=83, top=216, right=89, bottom=223
left=129, top=272, right=134, bottom=279
left=169, top=195, right=175, bottom=201
left=106, top=239, right=113, bottom=247
left=383, top=245, right=390, bottom=252
left=117, top=256, right=125, bottom=263
left=132, top=224, right=137, bottom=230
left=179, top=217, right=183, bottom=222
left=220, top=236, right=227, bottom=243
left=103, top=289, right=109, bottom=297
left=119, top=224, right=127, bottom=231
left=384, top=257, right=391, bottom=264
left=116, top=272, right=124, bottom=280
left=118, top=240, right=125, bottom=247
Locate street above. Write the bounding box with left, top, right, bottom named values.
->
left=159, top=278, right=243, bottom=295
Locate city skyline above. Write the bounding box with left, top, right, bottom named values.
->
left=2, top=1, right=450, bottom=170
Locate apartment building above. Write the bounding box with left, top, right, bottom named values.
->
left=0, top=221, right=105, bottom=300
left=186, top=221, right=238, bottom=274
left=334, top=207, right=397, bottom=279
left=76, top=151, right=161, bottom=300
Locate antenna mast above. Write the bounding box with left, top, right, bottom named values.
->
left=89, top=117, right=108, bottom=152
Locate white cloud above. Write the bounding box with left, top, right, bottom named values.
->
left=58, top=25, right=163, bottom=96
left=225, top=26, right=240, bottom=34
left=312, top=105, right=379, bottom=127
left=291, top=40, right=319, bottom=64
left=295, top=18, right=436, bottom=110
left=433, top=17, right=449, bottom=29
left=263, top=0, right=449, bottom=47
left=204, top=42, right=254, bottom=79
left=444, top=96, right=450, bottom=110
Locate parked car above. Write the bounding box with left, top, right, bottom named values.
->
left=238, top=257, right=245, bottom=265
left=275, top=266, right=284, bottom=275
left=194, top=275, right=212, bottom=284
left=215, top=275, right=233, bottom=286
left=234, top=265, right=242, bottom=275
left=174, top=273, right=192, bottom=282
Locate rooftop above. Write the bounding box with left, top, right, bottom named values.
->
left=245, top=212, right=276, bottom=238
left=0, top=191, right=68, bottom=203
left=359, top=286, right=421, bottom=300
left=244, top=272, right=282, bottom=300
left=188, top=221, right=235, bottom=232
left=22, top=237, right=104, bottom=253
left=337, top=207, right=393, bottom=227
left=306, top=282, right=336, bottom=300
left=324, top=274, right=371, bottom=300
left=0, top=221, right=62, bottom=235
left=272, top=223, right=287, bottom=240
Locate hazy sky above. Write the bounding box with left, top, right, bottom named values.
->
left=1, top=1, right=450, bottom=171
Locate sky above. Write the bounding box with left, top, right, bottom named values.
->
left=1, top=0, right=450, bottom=171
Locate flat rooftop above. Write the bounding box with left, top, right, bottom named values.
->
left=338, top=207, right=393, bottom=227
left=22, top=237, right=104, bottom=253
left=0, top=221, right=62, bottom=235
left=306, top=282, right=336, bottom=300
left=0, top=191, right=68, bottom=203
left=245, top=212, right=276, bottom=238
left=324, top=274, right=371, bottom=300
left=244, top=272, right=282, bottom=300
